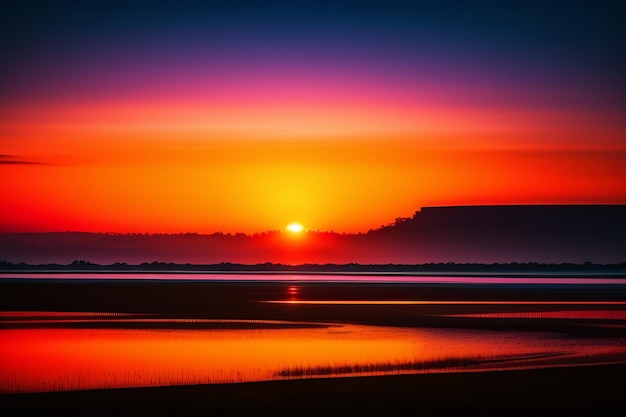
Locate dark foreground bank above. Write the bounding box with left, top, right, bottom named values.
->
left=2, top=364, right=625, bottom=416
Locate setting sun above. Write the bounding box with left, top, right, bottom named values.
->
left=286, top=222, right=306, bottom=234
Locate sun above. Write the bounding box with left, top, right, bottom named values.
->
left=285, top=222, right=306, bottom=233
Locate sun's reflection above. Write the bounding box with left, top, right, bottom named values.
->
left=287, top=285, right=300, bottom=301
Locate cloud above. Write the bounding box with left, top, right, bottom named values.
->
left=0, top=154, right=49, bottom=165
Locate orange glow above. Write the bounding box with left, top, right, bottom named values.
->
left=2, top=318, right=624, bottom=393
left=2, top=0, right=625, bottom=236
left=1, top=99, right=625, bottom=234
left=0, top=325, right=423, bottom=392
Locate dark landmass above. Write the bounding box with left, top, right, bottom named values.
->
left=1, top=260, right=626, bottom=276
left=2, top=364, right=625, bottom=416
left=1, top=205, right=625, bottom=265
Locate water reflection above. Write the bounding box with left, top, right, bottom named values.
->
left=443, top=310, right=626, bottom=320
left=2, top=315, right=625, bottom=393
left=0, top=323, right=420, bottom=392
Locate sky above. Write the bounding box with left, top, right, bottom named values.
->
left=1, top=0, right=625, bottom=234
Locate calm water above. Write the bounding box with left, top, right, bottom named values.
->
left=1, top=273, right=625, bottom=393
left=2, top=317, right=625, bottom=393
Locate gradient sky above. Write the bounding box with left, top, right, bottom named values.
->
left=1, top=0, right=625, bottom=234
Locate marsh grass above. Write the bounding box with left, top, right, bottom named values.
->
left=3, top=343, right=626, bottom=393
left=1, top=365, right=275, bottom=393
left=276, top=351, right=626, bottom=379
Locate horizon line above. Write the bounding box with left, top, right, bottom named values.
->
left=2, top=260, right=625, bottom=267
left=2, top=203, right=625, bottom=236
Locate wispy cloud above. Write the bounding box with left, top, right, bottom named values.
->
left=0, top=154, right=49, bottom=165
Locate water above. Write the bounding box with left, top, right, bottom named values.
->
left=1, top=273, right=625, bottom=393
left=2, top=318, right=625, bottom=393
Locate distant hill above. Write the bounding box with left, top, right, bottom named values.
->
left=1, top=205, right=624, bottom=265
left=365, top=205, right=626, bottom=264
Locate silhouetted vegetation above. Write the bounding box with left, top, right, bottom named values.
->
left=276, top=351, right=626, bottom=379
left=1, top=259, right=625, bottom=275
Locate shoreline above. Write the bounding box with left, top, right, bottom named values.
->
left=2, top=364, right=625, bottom=415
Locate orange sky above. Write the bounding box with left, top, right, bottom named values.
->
left=1, top=102, right=624, bottom=234
left=2, top=1, right=625, bottom=234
